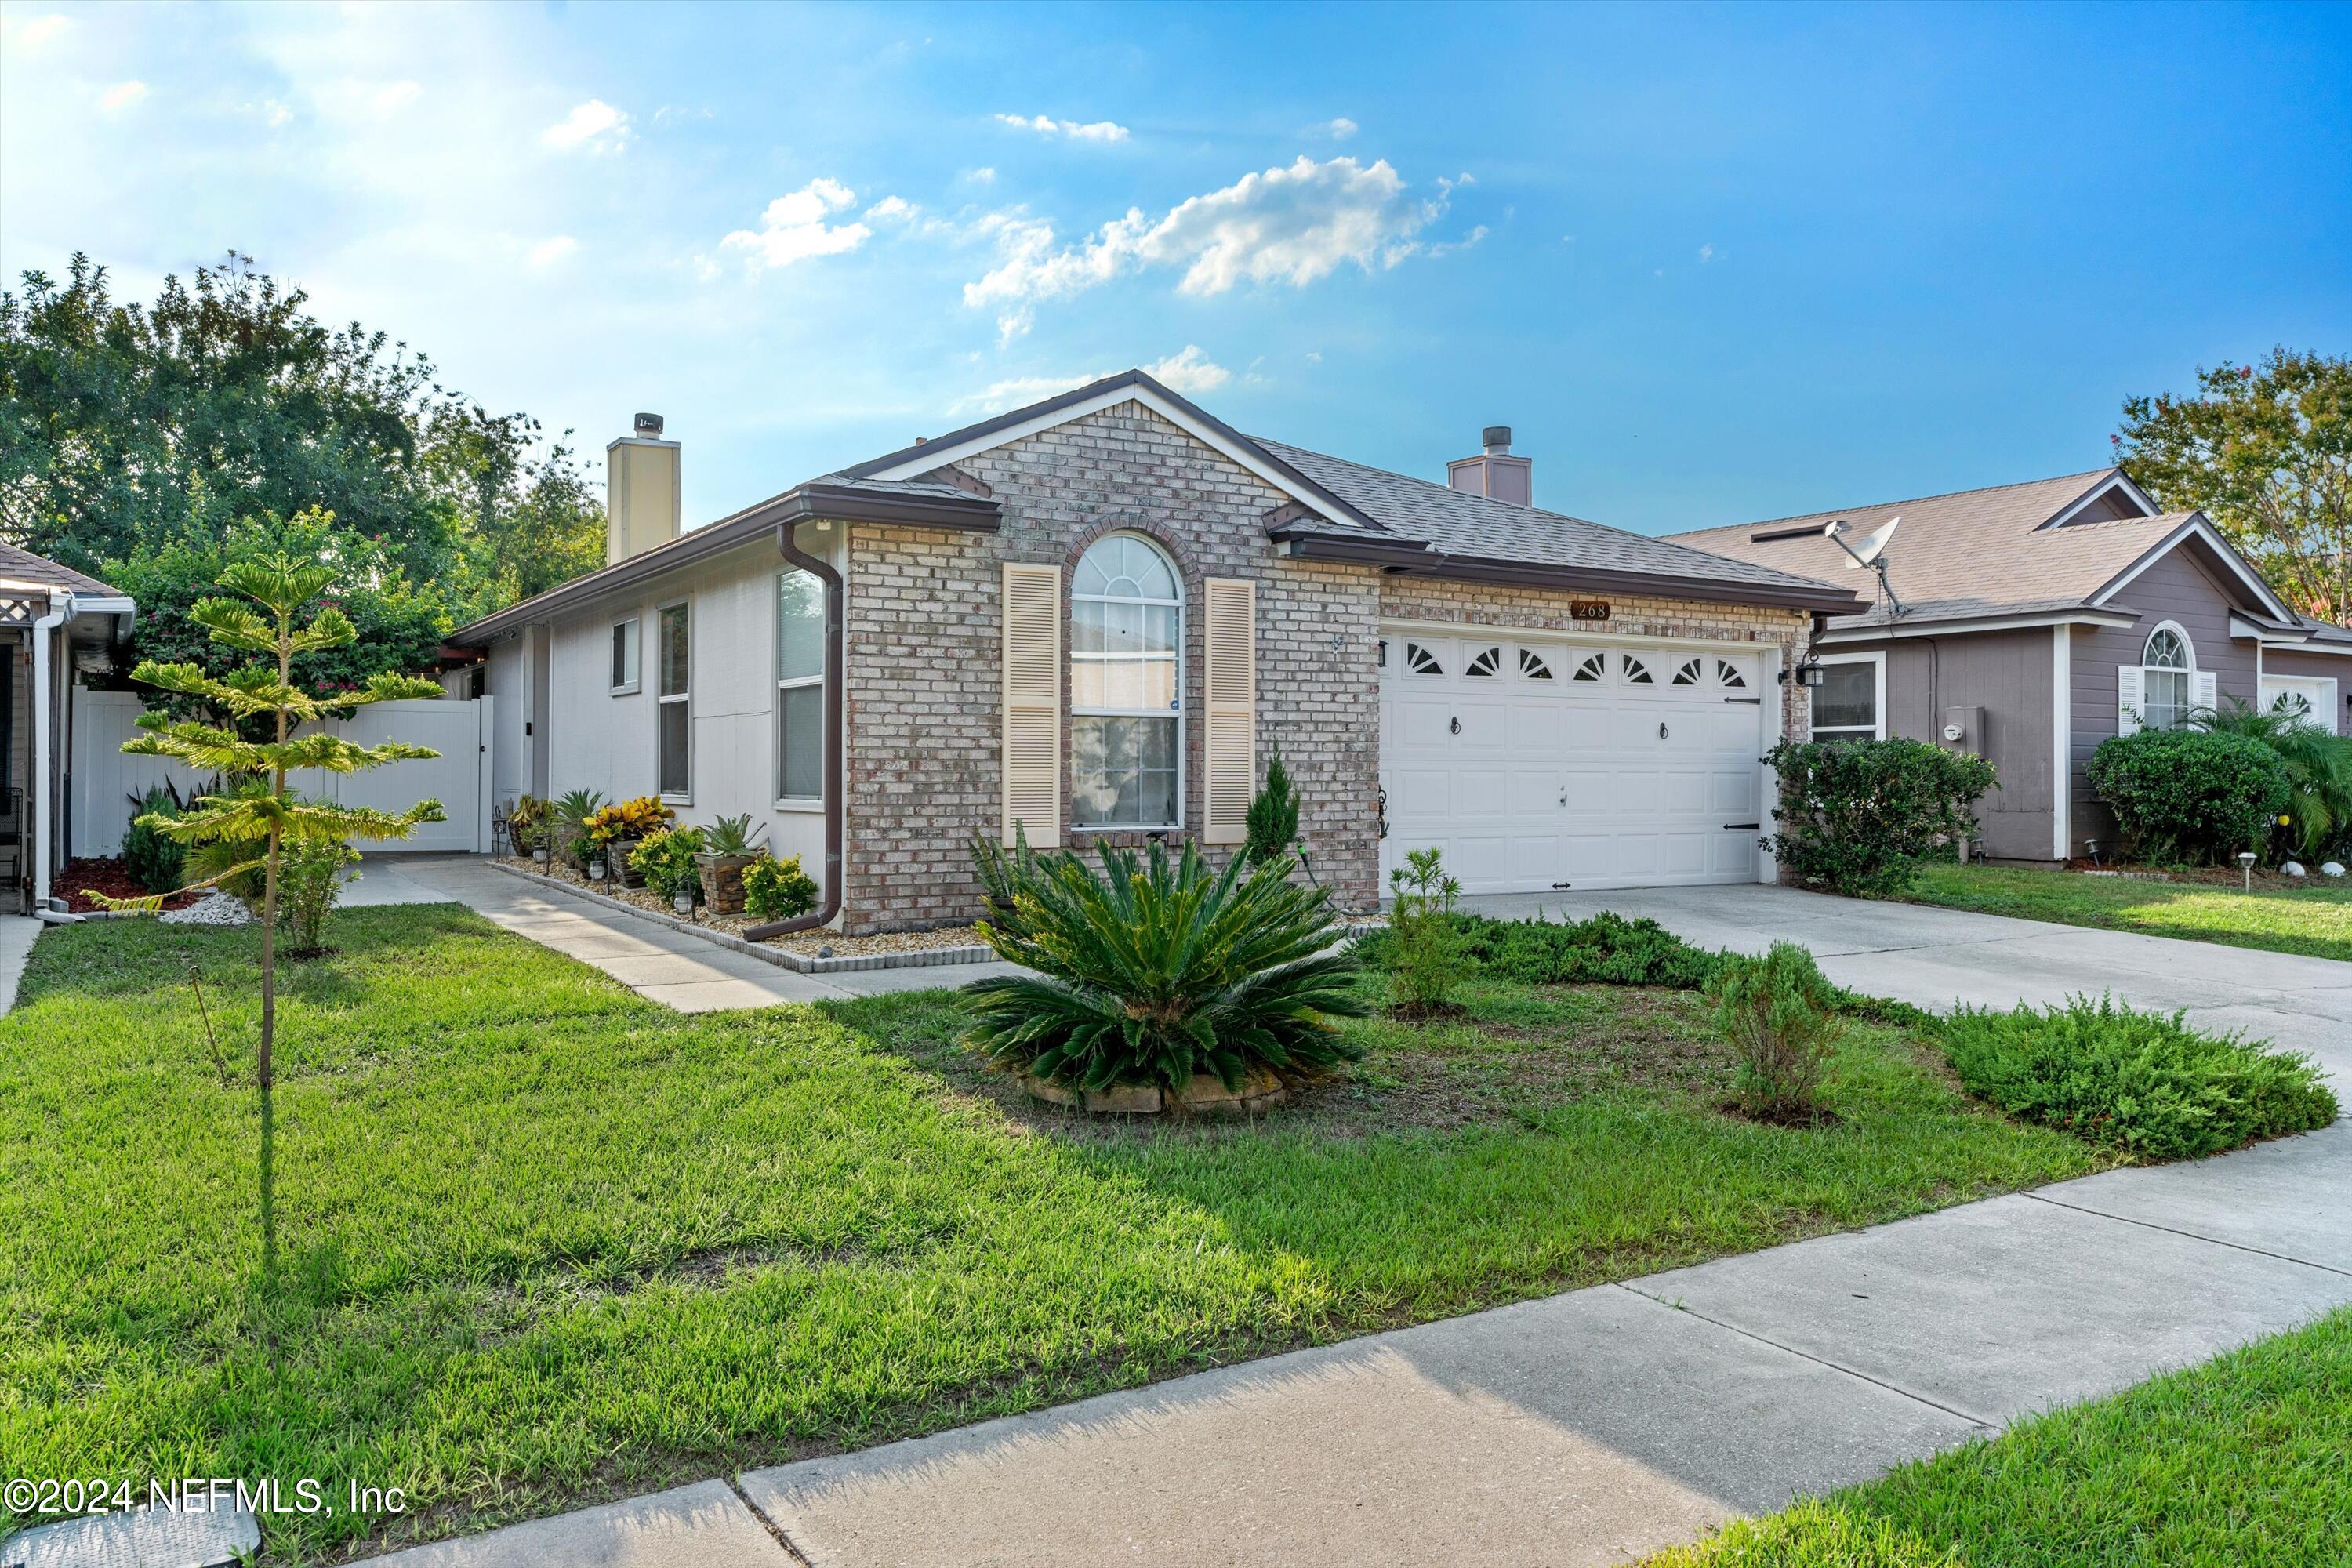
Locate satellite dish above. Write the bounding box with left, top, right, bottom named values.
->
left=1842, top=516, right=1900, bottom=570
left=1825, top=515, right=1906, bottom=619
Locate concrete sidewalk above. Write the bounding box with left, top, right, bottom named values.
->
left=383, top=855, right=1023, bottom=1010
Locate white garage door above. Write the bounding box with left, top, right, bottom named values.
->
left=1378, top=632, right=1769, bottom=895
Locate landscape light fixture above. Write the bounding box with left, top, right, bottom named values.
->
left=2238, top=850, right=2257, bottom=891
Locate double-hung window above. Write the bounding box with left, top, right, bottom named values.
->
left=1070, top=534, right=1181, bottom=829
left=1809, top=653, right=1883, bottom=742
left=656, top=601, right=690, bottom=798
left=777, top=571, right=824, bottom=803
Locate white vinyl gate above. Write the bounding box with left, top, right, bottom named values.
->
left=1378, top=630, right=1772, bottom=895
left=70, top=689, right=495, bottom=858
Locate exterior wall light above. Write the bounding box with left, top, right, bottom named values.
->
left=1780, top=661, right=1827, bottom=688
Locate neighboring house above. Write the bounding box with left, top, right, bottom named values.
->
left=448, top=372, right=1864, bottom=932
left=1669, top=468, right=2352, bottom=864
left=0, top=543, right=138, bottom=913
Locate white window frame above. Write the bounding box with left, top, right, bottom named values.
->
left=1070, top=532, right=1184, bottom=832
left=655, top=597, right=691, bottom=803
left=775, top=571, right=824, bottom=811
left=2138, top=620, right=2194, bottom=731
left=1809, top=651, right=1886, bottom=742
left=609, top=615, right=641, bottom=695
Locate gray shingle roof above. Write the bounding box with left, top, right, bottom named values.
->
left=0, top=542, right=123, bottom=597
left=1664, top=470, right=2202, bottom=630
left=1254, top=437, right=1852, bottom=600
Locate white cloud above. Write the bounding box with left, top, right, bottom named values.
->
left=543, top=98, right=630, bottom=152
left=8, top=13, right=70, bottom=50
left=863, top=195, right=916, bottom=222
left=960, top=166, right=997, bottom=185
left=953, top=345, right=1230, bottom=413
left=1321, top=117, right=1359, bottom=140
left=719, top=178, right=873, bottom=271
left=261, top=99, right=292, bottom=128
left=527, top=235, right=578, bottom=269
left=964, top=155, right=1464, bottom=327
left=98, top=80, right=148, bottom=114
left=1144, top=344, right=1229, bottom=394
left=368, top=79, right=421, bottom=114
left=1429, top=225, right=1488, bottom=258
left=993, top=112, right=1130, bottom=143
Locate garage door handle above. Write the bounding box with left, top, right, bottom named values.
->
left=1723, top=696, right=1762, bottom=706
left=1723, top=822, right=1760, bottom=830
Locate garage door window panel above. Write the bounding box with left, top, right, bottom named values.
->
left=1072, top=535, right=1182, bottom=829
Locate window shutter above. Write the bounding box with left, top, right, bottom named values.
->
left=1203, top=576, right=1257, bottom=845
left=2192, top=670, right=2217, bottom=715
left=1002, top=563, right=1062, bottom=848
left=2116, top=666, right=2143, bottom=736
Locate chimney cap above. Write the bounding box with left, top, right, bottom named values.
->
left=1482, top=425, right=1512, bottom=453
left=633, top=412, right=665, bottom=437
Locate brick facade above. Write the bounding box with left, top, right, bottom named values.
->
left=838, top=401, right=1814, bottom=933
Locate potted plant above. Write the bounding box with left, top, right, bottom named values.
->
left=630, top=826, right=705, bottom=910
left=553, top=788, right=604, bottom=872
left=584, top=796, right=672, bottom=887
left=510, top=795, right=553, bottom=862
left=694, top=814, right=764, bottom=914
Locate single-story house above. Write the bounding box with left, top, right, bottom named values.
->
left=448, top=371, right=1867, bottom=931
left=1668, top=468, right=2352, bottom=863
left=0, top=543, right=138, bottom=913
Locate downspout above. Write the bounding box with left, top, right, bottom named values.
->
left=745, top=520, right=844, bottom=938
left=31, top=591, right=71, bottom=913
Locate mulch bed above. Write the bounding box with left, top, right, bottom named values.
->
left=57, top=856, right=197, bottom=914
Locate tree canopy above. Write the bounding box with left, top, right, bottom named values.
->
left=2116, top=348, right=2351, bottom=619
left=0, top=250, right=605, bottom=677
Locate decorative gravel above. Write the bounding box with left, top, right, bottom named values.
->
left=495, top=857, right=989, bottom=954
left=160, top=891, right=253, bottom=927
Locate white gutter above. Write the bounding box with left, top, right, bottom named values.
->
left=31, top=591, right=71, bottom=913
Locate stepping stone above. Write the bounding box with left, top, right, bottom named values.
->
left=6, top=1501, right=260, bottom=1568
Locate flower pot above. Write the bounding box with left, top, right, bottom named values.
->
left=612, top=837, right=645, bottom=887
left=695, top=851, right=756, bottom=914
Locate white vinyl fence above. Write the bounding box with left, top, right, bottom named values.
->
left=71, top=688, right=495, bottom=858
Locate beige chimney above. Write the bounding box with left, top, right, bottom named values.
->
left=606, top=412, right=681, bottom=564
left=1446, top=425, right=1533, bottom=506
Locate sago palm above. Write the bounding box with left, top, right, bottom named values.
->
left=2195, top=699, right=2352, bottom=861
left=963, top=835, right=1366, bottom=1091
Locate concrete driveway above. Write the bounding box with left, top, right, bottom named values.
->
left=1463, top=883, right=2352, bottom=1087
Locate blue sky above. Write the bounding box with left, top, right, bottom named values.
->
left=3, top=1, right=2347, bottom=536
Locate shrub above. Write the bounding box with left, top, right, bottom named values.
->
left=1385, top=846, right=1475, bottom=1014
left=581, top=795, right=673, bottom=855
left=2088, top=728, right=2290, bottom=865
left=2194, top=699, right=2352, bottom=862
left=122, top=784, right=187, bottom=893
left=278, top=837, right=359, bottom=955
left=1765, top=738, right=1998, bottom=896
left=962, top=837, right=1365, bottom=1091
left=551, top=788, right=604, bottom=869
left=508, top=794, right=554, bottom=854
left=1707, top=942, right=1844, bottom=1120
left=1941, top=995, right=2337, bottom=1159
left=1244, top=747, right=1301, bottom=866
left=1457, top=910, right=1726, bottom=989
left=703, top=813, right=760, bottom=857
left=630, top=826, right=706, bottom=902
left=743, top=852, right=820, bottom=921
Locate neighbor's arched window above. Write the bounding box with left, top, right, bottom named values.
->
left=2140, top=623, right=2194, bottom=730
left=1071, top=533, right=1181, bottom=828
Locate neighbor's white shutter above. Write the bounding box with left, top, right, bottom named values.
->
left=1203, top=576, right=1257, bottom=844
left=2117, top=666, right=2143, bottom=736
left=2192, top=670, right=2217, bottom=715
left=1002, top=562, right=1062, bottom=848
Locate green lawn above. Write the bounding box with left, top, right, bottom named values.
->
left=2, top=907, right=2100, bottom=1562
left=1650, top=1305, right=2352, bottom=1566
left=1902, top=862, right=2352, bottom=962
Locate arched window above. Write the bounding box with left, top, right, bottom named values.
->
left=1071, top=534, right=1181, bottom=828
left=2140, top=623, right=2194, bottom=731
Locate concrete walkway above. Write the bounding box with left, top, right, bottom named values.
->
left=0, top=915, right=41, bottom=1014
left=352, top=880, right=2351, bottom=1568
left=383, top=855, right=1025, bottom=1009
